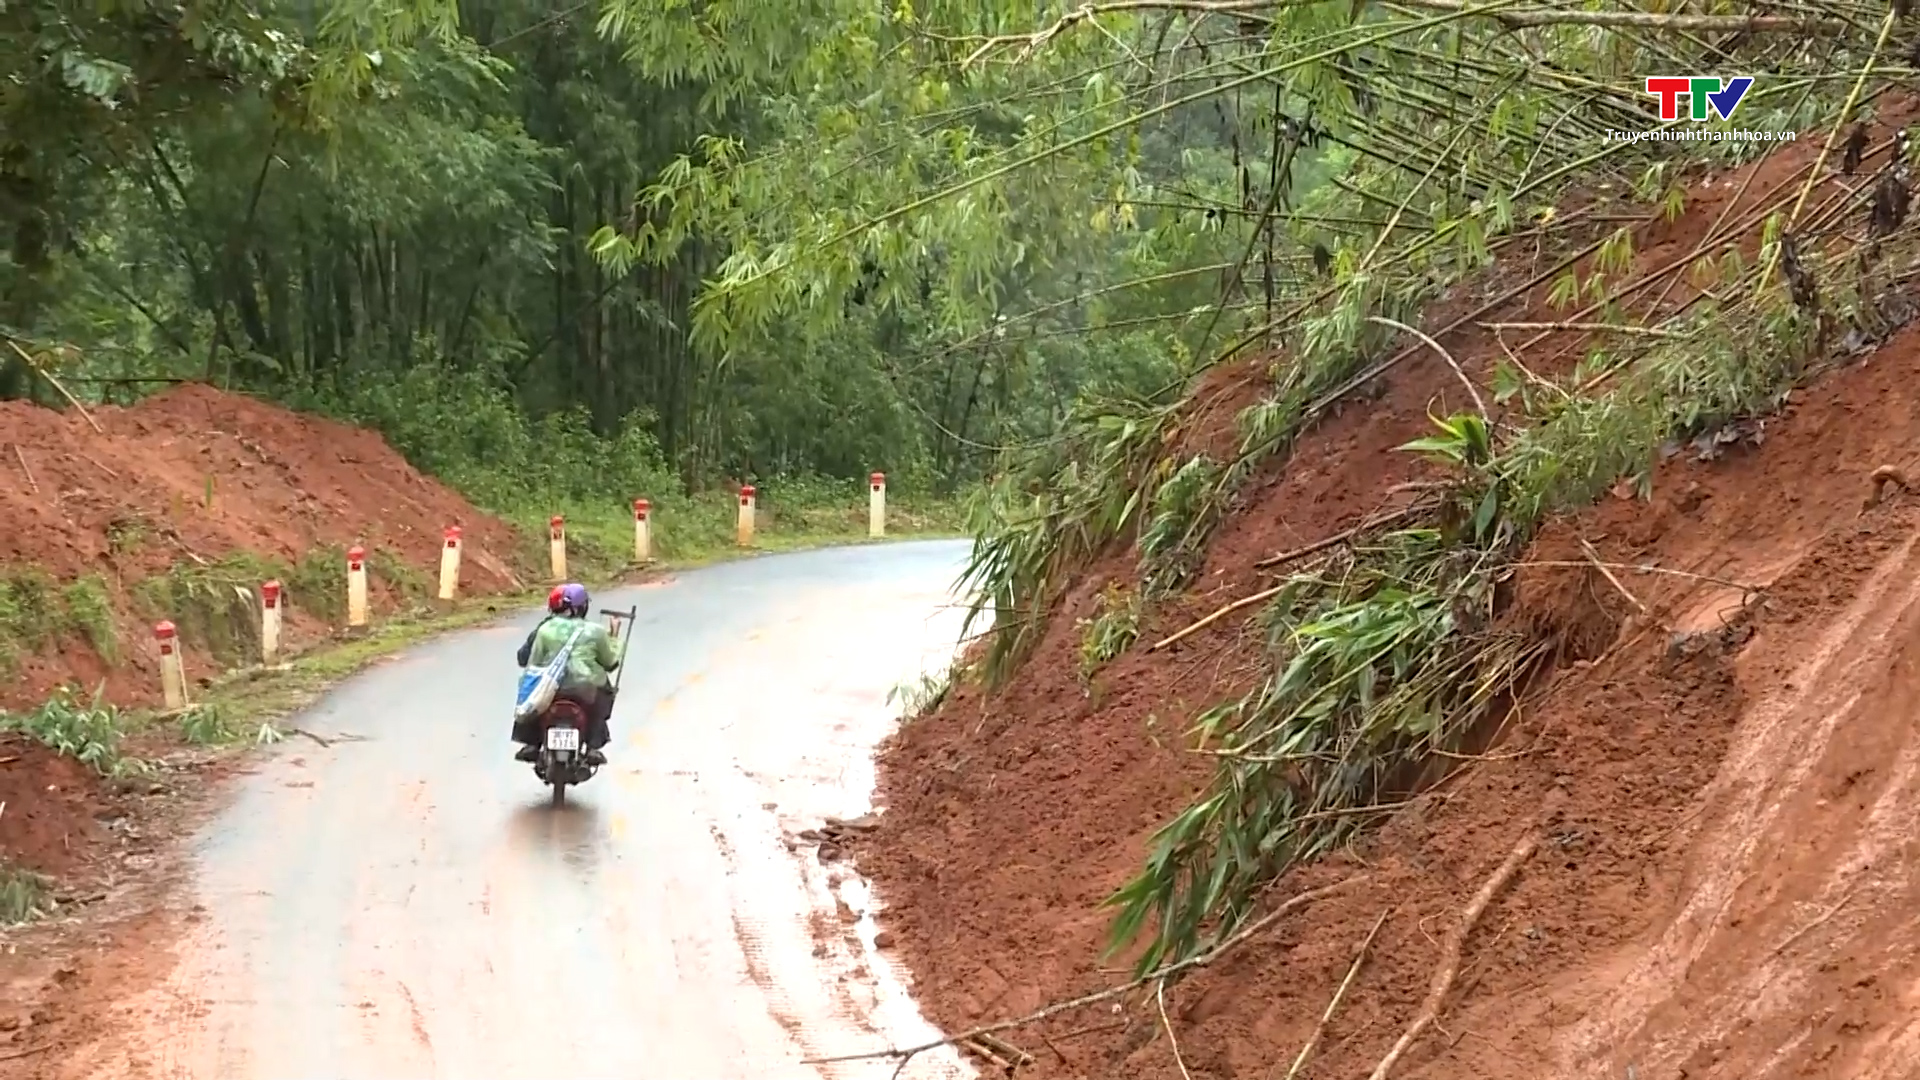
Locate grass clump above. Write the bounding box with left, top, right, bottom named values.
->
left=0, top=570, right=121, bottom=673
left=0, top=864, right=54, bottom=925
left=0, top=569, right=60, bottom=671
left=284, top=546, right=350, bottom=625
left=0, top=684, right=146, bottom=778
left=132, top=554, right=271, bottom=667
left=178, top=702, right=246, bottom=745
left=104, top=515, right=153, bottom=558
left=62, top=575, right=118, bottom=664
left=887, top=664, right=956, bottom=721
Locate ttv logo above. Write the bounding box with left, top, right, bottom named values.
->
left=1644, top=77, right=1754, bottom=122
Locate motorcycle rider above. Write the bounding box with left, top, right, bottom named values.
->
left=512, top=582, right=619, bottom=766
left=515, top=586, right=567, bottom=667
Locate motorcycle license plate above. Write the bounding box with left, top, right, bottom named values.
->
left=546, top=727, right=580, bottom=752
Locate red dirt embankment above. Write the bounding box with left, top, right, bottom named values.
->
left=0, top=383, right=528, bottom=887
left=858, top=111, right=1920, bottom=1076
left=0, top=382, right=527, bottom=710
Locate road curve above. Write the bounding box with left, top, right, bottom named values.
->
left=76, top=542, right=975, bottom=1080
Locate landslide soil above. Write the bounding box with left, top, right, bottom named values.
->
left=0, top=381, right=528, bottom=711
left=857, top=109, right=1920, bottom=1078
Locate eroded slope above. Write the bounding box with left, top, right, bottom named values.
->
left=856, top=107, right=1920, bottom=1078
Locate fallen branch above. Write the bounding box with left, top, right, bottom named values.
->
left=1476, top=319, right=1683, bottom=339
left=1396, top=0, right=1846, bottom=32
left=11, top=443, right=37, bottom=495
left=80, top=452, right=120, bottom=480
left=1513, top=560, right=1762, bottom=597
left=1365, top=828, right=1539, bottom=1080
left=1368, top=315, right=1485, bottom=417
left=1253, top=504, right=1430, bottom=571
left=974, top=1032, right=1033, bottom=1066
left=1301, top=229, right=1623, bottom=424
left=960, top=1037, right=1012, bottom=1072
left=1057, top=1018, right=1127, bottom=1041
left=6, top=339, right=104, bottom=434
left=1284, top=907, right=1391, bottom=1080
left=1152, top=505, right=1430, bottom=651
left=1150, top=583, right=1286, bottom=653
left=1579, top=538, right=1647, bottom=614
left=801, top=876, right=1368, bottom=1072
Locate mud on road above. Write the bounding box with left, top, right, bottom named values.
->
left=1, top=542, right=974, bottom=1080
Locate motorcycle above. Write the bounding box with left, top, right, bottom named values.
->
left=532, top=603, right=636, bottom=806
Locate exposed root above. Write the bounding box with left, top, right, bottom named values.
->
left=1365, top=826, right=1540, bottom=1080
left=1156, top=979, right=1194, bottom=1080
left=1864, top=463, right=1909, bottom=509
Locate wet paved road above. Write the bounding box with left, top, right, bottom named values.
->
left=93, top=542, right=973, bottom=1080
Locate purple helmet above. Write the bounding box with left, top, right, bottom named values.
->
left=559, top=583, right=590, bottom=615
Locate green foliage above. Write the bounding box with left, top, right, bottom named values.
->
left=1105, top=526, right=1546, bottom=972
left=1107, top=259, right=1827, bottom=972
left=0, top=569, right=120, bottom=672
left=62, top=576, right=119, bottom=665
left=1139, top=455, right=1226, bottom=598
left=282, top=363, right=681, bottom=512
left=960, top=397, right=1176, bottom=686
left=0, top=684, right=145, bottom=778
left=1077, top=584, right=1143, bottom=681
left=0, top=569, right=60, bottom=671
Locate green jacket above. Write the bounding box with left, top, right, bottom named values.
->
left=526, top=614, right=619, bottom=692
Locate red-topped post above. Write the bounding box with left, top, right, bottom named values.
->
left=549, top=515, right=568, bottom=582
left=737, top=484, right=757, bottom=548
left=260, top=580, right=283, bottom=663
left=155, top=620, right=187, bottom=710
left=633, top=499, right=653, bottom=563
left=347, top=545, right=368, bottom=627
left=438, top=526, right=463, bottom=601
left=869, top=472, right=887, bottom=539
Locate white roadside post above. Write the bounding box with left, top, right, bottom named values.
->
left=550, top=515, right=568, bottom=582
left=155, top=620, right=188, bottom=710
left=869, top=471, right=886, bottom=539
left=737, top=484, right=756, bottom=547
left=347, top=545, right=369, bottom=628
left=633, top=498, right=652, bottom=563
left=259, top=580, right=283, bottom=663
left=438, top=526, right=463, bottom=601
